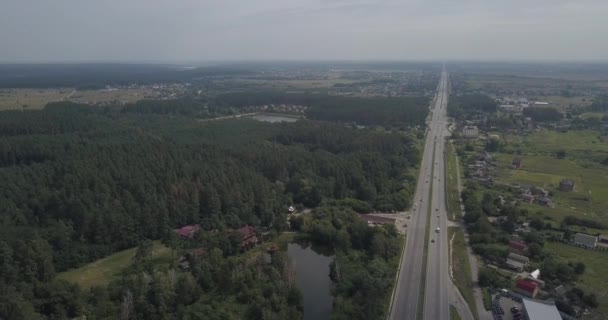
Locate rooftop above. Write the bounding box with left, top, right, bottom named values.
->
left=522, top=298, right=562, bottom=320
left=573, top=233, right=597, bottom=247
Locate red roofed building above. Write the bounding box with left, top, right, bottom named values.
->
left=516, top=279, right=539, bottom=298
left=510, top=240, right=528, bottom=253
left=175, top=224, right=200, bottom=239
left=237, top=225, right=258, bottom=250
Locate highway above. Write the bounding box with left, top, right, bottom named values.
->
left=389, top=69, right=456, bottom=320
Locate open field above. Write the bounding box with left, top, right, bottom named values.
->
left=449, top=227, right=479, bottom=320
left=56, top=241, right=171, bottom=289
left=0, top=87, right=173, bottom=110
left=492, top=129, right=608, bottom=222
left=446, top=142, right=461, bottom=220
left=0, top=88, right=72, bottom=110
left=545, top=242, right=608, bottom=320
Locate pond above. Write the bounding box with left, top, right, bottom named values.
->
left=287, top=241, right=334, bottom=320
left=249, top=113, right=300, bottom=123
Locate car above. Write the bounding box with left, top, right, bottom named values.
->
left=435, top=227, right=440, bottom=233
left=431, top=239, right=435, bottom=243
left=435, top=208, right=438, bottom=211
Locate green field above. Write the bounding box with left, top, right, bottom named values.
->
left=449, top=227, right=479, bottom=320
left=545, top=242, right=608, bottom=319
left=56, top=241, right=172, bottom=289
left=493, top=129, right=608, bottom=222
left=446, top=142, right=461, bottom=221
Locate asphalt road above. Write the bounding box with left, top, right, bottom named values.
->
left=389, top=70, right=452, bottom=320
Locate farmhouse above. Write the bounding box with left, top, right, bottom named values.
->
left=237, top=225, right=258, bottom=250
left=516, top=279, right=539, bottom=298
left=175, top=224, right=200, bottom=239
left=559, top=179, right=575, bottom=192
left=510, top=240, right=528, bottom=253
left=573, top=233, right=597, bottom=248
left=506, top=252, right=530, bottom=271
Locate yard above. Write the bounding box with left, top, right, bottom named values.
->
left=545, top=242, right=608, bottom=320
left=56, top=241, right=172, bottom=289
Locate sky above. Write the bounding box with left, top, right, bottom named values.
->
left=1, top=0, right=607, bottom=62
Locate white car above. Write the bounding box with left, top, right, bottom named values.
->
left=435, top=227, right=440, bottom=233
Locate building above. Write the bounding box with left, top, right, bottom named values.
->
left=510, top=240, right=528, bottom=253
left=462, top=126, right=479, bottom=139
left=516, top=279, right=540, bottom=298
left=506, top=252, right=530, bottom=271
left=512, top=157, right=523, bottom=169
left=359, top=214, right=397, bottom=227
left=175, top=224, right=200, bottom=239
left=559, top=179, right=575, bottom=192
left=521, top=194, right=535, bottom=203
left=599, top=235, right=608, bottom=245
left=537, top=197, right=554, bottom=208
left=237, top=225, right=258, bottom=250
left=573, top=233, right=597, bottom=248
left=521, top=298, right=562, bottom=319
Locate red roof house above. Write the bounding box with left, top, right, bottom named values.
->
left=516, top=279, right=539, bottom=298
left=510, top=240, right=528, bottom=253
left=237, top=225, right=258, bottom=250
left=175, top=224, right=200, bottom=239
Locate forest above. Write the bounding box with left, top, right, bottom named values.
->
left=0, top=99, right=424, bottom=319
left=447, top=94, right=498, bottom=120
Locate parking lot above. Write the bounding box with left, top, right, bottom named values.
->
left=489, top=288, right=525, bottom=320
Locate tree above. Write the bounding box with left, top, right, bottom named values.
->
left=133, top=239, right=153, bottom=264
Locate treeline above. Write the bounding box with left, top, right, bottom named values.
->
left=562, top=216, right=607, bottom=230
left=522, top=106, right=562, bottom=122
left=590, top=95, right=608, bottom=112
left=0, top=102, right=421, bottom=319
left=294, top=206, right=401, bottom=320
left=448, top=94, right=497, bottom=120
left=0, top=64, right=251, bottom=88
left=213, top=92, right=430, bottom=127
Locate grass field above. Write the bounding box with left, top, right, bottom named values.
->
left=0, top=87, right=170, bottom=110
left=545, top=242, right=608, bottom=319
left=450, top=305, right=463, bottom=320
left=449, top=227, right=479, bottom=320
left=0, top=88, right=71, bottom=110
left=446, top=142, right=461, bottom=221
left=493, top=129, right=608, bottom=222
left=56, top=241, right=171, bottom=289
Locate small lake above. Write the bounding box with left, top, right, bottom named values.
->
left=249, top=113, right=300, bottom=123
left=287, top=242, right=334, bottom=320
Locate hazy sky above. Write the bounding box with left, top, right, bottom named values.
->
left=1, top=0, right=607, bottom=62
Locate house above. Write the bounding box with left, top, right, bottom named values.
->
left=573, top=233, right=597, bottom=248
left=237, top=225, right=258, bottom=250
left=359, top=214, right=397, bottom=227
left=516, top=279, right=539, bottom=298
left=506, top=252, right=530, bottom=271
left=462, top=126, right=479, bottom=138
left=512, top=157, right=523, bottom=169
left=175, top=224, right=200, bottom=239
left=510, top=240, right=528, bottom=253
left=559, top=179, right=575, bottom=192
left=599, top=235, right=608, bottom=245
left=537, top=197, right=553, bottom=208
left=521, top=194, right=535, bottom=203
left=522, top=298, right=562, bottom=319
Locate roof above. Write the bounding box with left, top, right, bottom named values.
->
left=510, top=240, right=528, bottom=251
left=573, top=233, right=597, bottom=247
left=175, top=224, right=200, bottom=238
left=359, top=214, right=396, bottom=225
left=599, top=235, right=608, bottom=242
left=530, top=269, right=540, bottom=279
left=522, top=298, right=562, bottom=320
left=517, top=279, right=539, bottom=293
left=560, top=179, right=575, bottom=185
left=508, top=252, right=530, bottom=264
left=237, top=225, right=256, bottom=238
